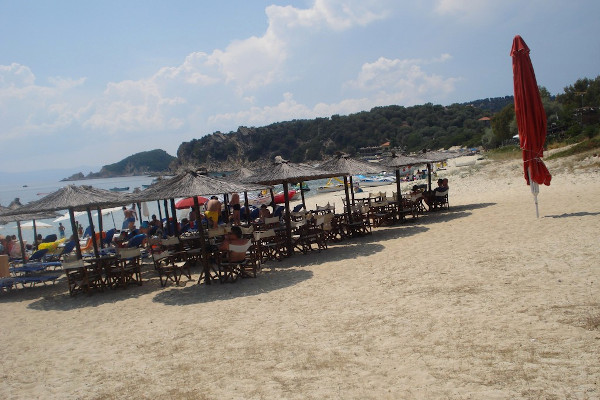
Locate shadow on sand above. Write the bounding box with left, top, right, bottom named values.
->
left=545, top=211, right=600, bottom=219
left=153, top=241, right=389, bottom=306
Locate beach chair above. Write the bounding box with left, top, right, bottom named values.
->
left=43, top=234, right=57, bottom=243
left=430, top=189, right=449, bottom=211
left=28, top=248, right=48, bottom=263
left=45, top=240, right=76, bottom=262
left=217, top=241, right=255, bottom=283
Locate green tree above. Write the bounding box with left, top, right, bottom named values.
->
left=491, top=104, right=515, bottom=145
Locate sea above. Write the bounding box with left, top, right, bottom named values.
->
left=0, top=175, right=329, bottom=244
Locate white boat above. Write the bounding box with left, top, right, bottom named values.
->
left=355, top=174, right=396, bottom=187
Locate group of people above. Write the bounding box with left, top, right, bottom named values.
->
left=0, top=235, right=23, bottom=259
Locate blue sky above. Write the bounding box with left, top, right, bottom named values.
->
left=1, top=0, right=599, bottom=176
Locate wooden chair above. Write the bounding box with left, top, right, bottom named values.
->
left=63, top=259, right=87, bottom=296
left=150, top=238, right=192, bottom=287
left=218, top=241, right=257, bottom=283
left=106, top=248, right=142, bottom=289
left=253, top=229, right=284, bottom=262
left=430, top=190, right=449, bottom=211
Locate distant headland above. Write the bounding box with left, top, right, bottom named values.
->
left=61, top=149, right=176, bottom=181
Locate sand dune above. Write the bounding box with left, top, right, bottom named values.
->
left=1, top=152, right=599, bottom=399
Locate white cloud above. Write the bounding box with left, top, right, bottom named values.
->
left=345, top=55, right=459, bottom=104
left=0, top=63, right=87, bottom=141
left=83, top=79, right=186, bottom=133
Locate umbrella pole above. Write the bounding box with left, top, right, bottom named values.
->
left=395, top=169, right=403, bottom=223
left=87, top=208, right=99, bottom=258
left=156, top=200, right=163, bottom=226
left=223, top=194, right=229, bottom=224
left=343, top=176, right=352, bottom=223
left=350, top=176, right=356, bottom=204
left=528, top=169, right=540, bottom=218
left=16, top=221, right=26, bottom=263
left=97, top=207, right=104, bottom=249
left=163, top=199, right=171, bottom=235
left=300, top=181, right=306, bottom=209
left=244, top=192, right=250, bottom=223
left=427, top=163, right=432, bottom=193
left=170, top=198, right=179, bottom=236
left=136, top=202, right=142, bottom=222
left=194, top=196, right=211, bottom=285
left=69, top=208, right=82, bottom=259
left=32, top=219, right=38, bottom=251
left=283, top=183, right=293, bottom=257
left=269, top=188, right=276, bottom=213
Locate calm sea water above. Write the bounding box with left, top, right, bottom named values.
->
left=0, top=175, right=328, bottom=243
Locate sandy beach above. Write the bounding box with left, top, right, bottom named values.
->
left=1, top=151, right=599, bottom=399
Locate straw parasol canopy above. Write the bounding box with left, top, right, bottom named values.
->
left=318, top=153, right=383, bottom=217
left=246, top=156, right=340, bottom=256
left=126, top=170, right=269, bottom=285
left=2, top=185, right=128, bottom=216
left=0, top=204, right=61, bottom=261
left=1, top=185, right=130, bottom=259
left=318, top=152, right=382, bottom=175
left=227, top=167, right=257, bottom=183
left=130, top=170, right=266, bottom=202
left=246, top=156, right=336, bottom=186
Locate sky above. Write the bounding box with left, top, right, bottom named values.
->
left=1, top=0, right=599, bottom=177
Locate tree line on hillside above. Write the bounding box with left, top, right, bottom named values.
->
left=489, top=76, right=600, bottom=148
left=176, top=97, right=515, bottom=168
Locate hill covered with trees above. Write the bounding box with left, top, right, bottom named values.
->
left=176, top=97, right=514, bottom=170
left=175, top=76, right=599, bottom=171
left=62, top=149, right=176, bottom=180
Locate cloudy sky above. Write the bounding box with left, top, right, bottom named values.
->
left=1, top=0, right=599, bottom=175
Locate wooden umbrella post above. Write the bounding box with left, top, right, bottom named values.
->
left=86, top=207, right=99, bottom=258
left=69, top=208, right=82, bottom=259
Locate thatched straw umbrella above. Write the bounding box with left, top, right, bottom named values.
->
left=417, top=150, right=461, bottom=192
left=0, top=208, right=61, bottom=261
left=246, top=157, right=339, bottom=257
left=381, top=153, right=431, bottom=221
left=318, top=153, right=383, bottom=220
left=128, top=170, right=267, bottom=285
left=2, top=186, right=129, bottom=259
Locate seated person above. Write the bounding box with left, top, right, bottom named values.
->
left=180, top=218, right=191, bottom=233
left=219, top=226, right=249, bottom=263
left=126, top=221, right=139, bottom=240
left=258, top=204, right=271, bottom=222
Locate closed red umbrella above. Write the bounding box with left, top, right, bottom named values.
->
left=511, top=35, right=552, bottom=217
left=175, top=196, right=209, bottom=209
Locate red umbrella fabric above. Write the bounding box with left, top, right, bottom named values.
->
left=175, top=196, right=209, bottom=209
left=511, top=35, right=552, bottom=187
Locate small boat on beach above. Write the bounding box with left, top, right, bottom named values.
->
left=317, top=177, right=347, bottom=193
left=355, top=174, right=396, bottom=187
left=249, top=190, right=299, bottom=206
left=109, top=186, right=130, bottom=192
